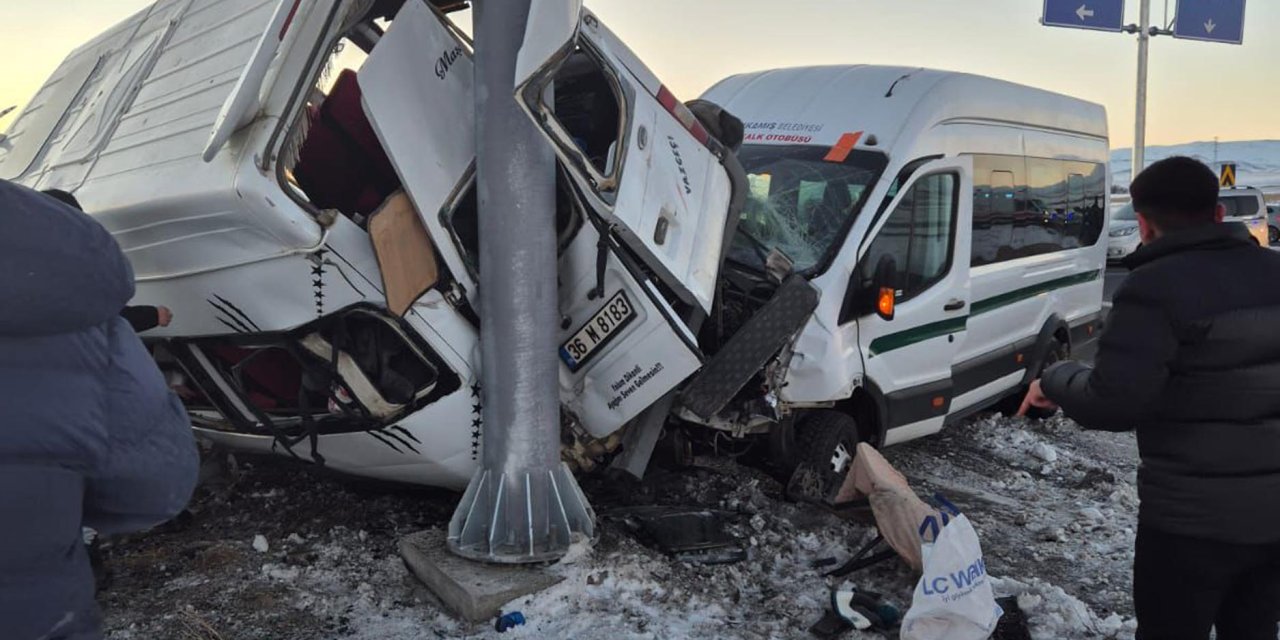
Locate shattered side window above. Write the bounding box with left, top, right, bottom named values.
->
left=731, top=144, right=887, bottom=274
left=549, top=50, right=622, bottom=176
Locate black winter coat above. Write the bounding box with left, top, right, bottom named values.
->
left=1042, top=222, right=1280, bottom=544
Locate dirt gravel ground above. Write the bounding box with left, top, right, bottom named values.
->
left=99, top=412, right=1140, bottom=639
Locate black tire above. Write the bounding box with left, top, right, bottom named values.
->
left=785, top=410, right=860, bottom=503
left=651, top=427, right=694, bottom=470
left=993, top=337, right=1069, bottom=419
left=1269, top=226, right=1279, bottom=245
left=767, top=416, right=799, bottom=479
left=1024, top=339, right=1069, bottom=420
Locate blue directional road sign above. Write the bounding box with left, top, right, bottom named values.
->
left=1174, top=0, right=1246, bottom=44
left=1043, top=0, right=1126, bottom=32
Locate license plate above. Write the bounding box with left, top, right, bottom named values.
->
left=560, top=291, right=636, bottom=371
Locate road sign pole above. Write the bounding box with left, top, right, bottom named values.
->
left=1045, top=0, right=1246, bottom=179
left=1134, top=0, right=1151, bottom=175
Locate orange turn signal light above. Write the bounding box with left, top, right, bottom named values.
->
left=931, top=396, right=946, bottom=409
left=877, top=287, right=895, bottom=319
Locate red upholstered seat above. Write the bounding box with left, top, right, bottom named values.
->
left=208, top=346, right=302, bottom=410
left=293, top=69, right=401, bottom=217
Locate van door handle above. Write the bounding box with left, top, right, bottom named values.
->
left=944, top=299, right=966, bottom=312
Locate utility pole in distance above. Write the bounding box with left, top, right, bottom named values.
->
left=1132, top=0, right=1152, bottom=174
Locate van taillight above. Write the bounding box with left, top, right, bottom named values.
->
left=656, top=85, right=709, bottom=146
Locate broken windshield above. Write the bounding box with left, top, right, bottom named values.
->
left=730, top=144, right=887, bottom=274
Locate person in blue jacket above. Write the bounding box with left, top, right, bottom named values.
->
left=41, top=189, right=174, bottom=333
left=0, top=179, right=198, bottom=639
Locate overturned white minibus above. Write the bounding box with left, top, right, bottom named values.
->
left=1, top=0, right=746, bottom=488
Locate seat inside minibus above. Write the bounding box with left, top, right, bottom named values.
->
left=292, top=69, right=402, bottom=219
left=175, top=308, right=459, bottom=435
left=286, top=17, right=623, bottom=220
left=283, top=2, right=415, bottom=224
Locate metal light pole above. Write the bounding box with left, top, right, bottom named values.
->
left=447, top=0, right=594, bottom=564
left=1133, top=0, right=1151, bottom=175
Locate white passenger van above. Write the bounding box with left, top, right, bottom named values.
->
left=687, top=66, right=1109, bottom=497
left=0, top=0, right=745, bottom=488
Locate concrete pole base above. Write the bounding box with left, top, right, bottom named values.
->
left=447, top=462, right=594, bottom=563
left=399, top=530, right=564, bottom=622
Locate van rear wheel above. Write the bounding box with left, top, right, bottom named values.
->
left=785, top=410, right=860, bottom=503
left=995, top=338, right=1068, bottom=419
left=1024, top=339, right=1069, bottom=420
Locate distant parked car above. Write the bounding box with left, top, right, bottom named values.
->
left=1220, top=187, right=1269, bottom=246
left=1268, top=204, right=1279, bottom=244
left=1108, top=203, right=1141, bottom=262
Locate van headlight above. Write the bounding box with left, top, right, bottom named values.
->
left=1109, top=227, right=1138, bottom=238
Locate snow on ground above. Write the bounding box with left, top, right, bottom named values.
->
left=100, top=412, right=1140, bottom=639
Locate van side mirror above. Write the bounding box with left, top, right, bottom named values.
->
left=871, top=255, right=898, bottom=320
left=841, top=254, right=900, bottom=323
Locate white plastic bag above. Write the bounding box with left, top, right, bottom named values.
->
left=900, top=505, right=1003, bottom=640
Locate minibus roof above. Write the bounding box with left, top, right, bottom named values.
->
left=703, top=65, right=1108, bottom=154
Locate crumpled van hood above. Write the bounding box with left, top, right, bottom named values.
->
left=0, top=181, right=133, bottom=336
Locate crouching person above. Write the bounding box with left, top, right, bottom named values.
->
left=0, top=180, right=198, bottom=639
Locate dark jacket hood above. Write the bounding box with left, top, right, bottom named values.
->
left=1121, top=221, right=1254, bottom=270
left=0, top=180, right=133, bottom=336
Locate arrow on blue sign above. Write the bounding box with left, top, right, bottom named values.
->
left=1043, top=0, right=1126, bottom=32
left=1174, top=0, right=1246, bottom=44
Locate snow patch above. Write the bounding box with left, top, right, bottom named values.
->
left=993, top=577, right=1136, bottom=639
left=1031, top=442, right=1059, bottom=463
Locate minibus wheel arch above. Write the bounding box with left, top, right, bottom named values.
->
left=1024, top=315, right=1071, bottom=385
left=835, top=383, right=886, bottom=448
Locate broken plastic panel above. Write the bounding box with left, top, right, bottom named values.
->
left=164, top=306, right=459, bottom=439
left=607, top=506, right=747, bottom=565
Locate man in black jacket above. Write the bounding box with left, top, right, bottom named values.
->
left=1020, top=157, right=1280, bottom=639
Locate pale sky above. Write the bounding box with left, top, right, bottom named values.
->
left=2, top=0, right=1277, bottom=148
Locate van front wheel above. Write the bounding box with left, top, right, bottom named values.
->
left=785, top=410, right=860, bottom=504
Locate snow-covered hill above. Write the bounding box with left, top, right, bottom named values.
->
left=1111, top=140, right=1280, bottom=190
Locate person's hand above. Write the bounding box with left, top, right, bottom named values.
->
left=156, top=306, right=173, bottom=327
left=1017, top=379, right=1058, bottom=417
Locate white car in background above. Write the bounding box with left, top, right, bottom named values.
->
left=1219, top=187, right=1270, bottom=246
left=1108, top=203, right=1141, bottom=262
